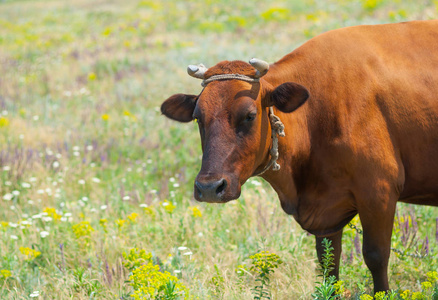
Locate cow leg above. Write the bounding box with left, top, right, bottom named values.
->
left=359, top=202, right=396, bottom=293
left=315, top=229, right=343, bottom=279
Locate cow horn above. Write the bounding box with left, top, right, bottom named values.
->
left=187, top=64, right=208, bottom=79
left=249, top=58, right=269, bottom=78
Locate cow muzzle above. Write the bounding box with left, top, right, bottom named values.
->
left=194, top=178, right=227, bottom=202
left=194, top=175, right=240, bottom=203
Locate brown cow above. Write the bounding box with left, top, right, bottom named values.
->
left=161, top=20, right=438, bottom=293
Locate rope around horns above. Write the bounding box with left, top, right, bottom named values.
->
left=201, top=74, right=260, bottom=87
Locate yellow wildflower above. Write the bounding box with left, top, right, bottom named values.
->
left=102, top=27, right=112, bottom=36
left=162, top=200, right=175, bottom=214
left=137, top=0, right=162, bottom=10
left=101, top=114, right=109, bottom=121
left=359, top=294, right=373, bottom=300
left=260, top=7, right=290, bottom=22
left=397, top=9, right=408, bottom=18
left=306, top=13, right=319, bottom=22
left=361, top=0, right=383, bottom=11
left=129, top=261, right=188, bottom=300
left=123, top=248, right=152, bottom=270
left=0, top=269, right=12, bottom=279
left=400, top=289, right=411, bottom=300
left=123, top=110, right=137, bottom=121
left=144, top=206, right=156, bottom=218
left=43, top=207, right=61, bottom=221
left=412, top=291, right=425, bottom=300
left=334, top=280, right=345, bottom=295
left=427, top=271, right=438, bottom=283
left=88, top=72, right=97, bottom=81
left=127, top=212, right=139, bottom=223
left=421, top=281, right=432, bottom=291
left=72, top=221, right=94, bottom=239
left=19, top=247, right=41, bottom=261
left=0, top=221, right=9, bottom=229
left=189, top=206, right=202, bottom=218
left=235, top=264, right=247, bottom=276
left=374, top=291, right=387, bottom=300
left=0, top=117, right=9, bottom=127
left=400, top=290, right=411, bottom=300
left=116, top=219, right=126, bottom=229
left=249, top=251, right=283, bottom=276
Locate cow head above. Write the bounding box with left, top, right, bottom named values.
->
left=161, top=59, right=309, bottom=203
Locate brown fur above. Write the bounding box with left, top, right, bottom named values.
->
left=161, top=20, right=438, bottom=293
left=204, top=60, right=258, bottom=78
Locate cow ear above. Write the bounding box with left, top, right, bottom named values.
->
left=270, top=82, right=309, bottom=113
left=161, top=94, right=197, bottom=122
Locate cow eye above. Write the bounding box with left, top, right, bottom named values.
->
left=245, top=113, right=256, bottom=122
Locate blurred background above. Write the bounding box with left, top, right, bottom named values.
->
left=0, top=0, right=437, bottom=299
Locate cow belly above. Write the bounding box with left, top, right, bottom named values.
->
left=397, top=144, right=438, bottom=206
left=399, top=194, right=438, bottom=206
left=399, top=152, right=438, bottom=206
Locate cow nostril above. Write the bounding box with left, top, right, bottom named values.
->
left=216, top=179, right=227, bottom=195
left=195, top=181, right=203, bottom=198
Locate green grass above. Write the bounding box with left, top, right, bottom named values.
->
left=0, top=0, right=437, bottom=299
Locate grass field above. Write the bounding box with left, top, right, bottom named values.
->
left=0, top=0, right=437, bottom=299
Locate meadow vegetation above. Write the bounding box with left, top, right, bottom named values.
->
left=0, top=0, right=437, bottom=298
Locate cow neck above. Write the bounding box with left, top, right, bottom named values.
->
left=252, top=106, right=285, bottom=176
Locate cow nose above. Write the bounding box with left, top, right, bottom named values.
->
left=195, top=178, right=227, bottom=201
